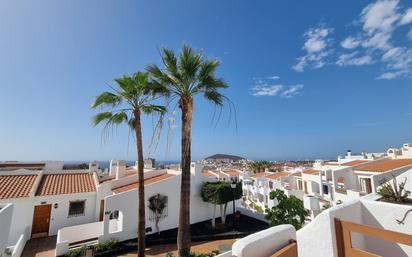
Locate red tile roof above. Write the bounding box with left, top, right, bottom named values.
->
left=36, top=173, right=96, bottom=196
left=267, top=172, right=289, bottom=180
left=294, top=173, right=302, bottom=177
left=342, top=160, right=370, bottom=167
left=303, top=169, right=320, bottom=175
left=0, top=175, right=37, bottom=199
left=355, top=158, right=412, bottom=173
left=112, top=173, right=175, bottom=194
left=251, top=172, right=270, bottom=178
left=223, top=170, right=240, bottom=176
left=202, top=171, right=217, bottom=177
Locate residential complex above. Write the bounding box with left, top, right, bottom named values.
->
left=1, top=143, right=412, bottom=257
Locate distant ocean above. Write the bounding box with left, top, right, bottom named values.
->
left=64, top=160, right=179, bottom=169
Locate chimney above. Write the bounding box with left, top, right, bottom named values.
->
left=116, top=160, right=127, bottom=180
left=89, top=161, right=99, bottom=173
left=347, top=150, right=352, bottom=158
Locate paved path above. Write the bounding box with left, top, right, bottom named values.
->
left=118, top=239, right=236, bottom=257
left=21, top=236, right=56, bottom=257
left=21, top=237, right=235, bottom=257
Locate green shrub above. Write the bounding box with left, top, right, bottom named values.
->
left=65, top=246, right=85, bottom=257
left=94, top=239, right=118, bottom=253
left=378, top=176, right=411, bottom=203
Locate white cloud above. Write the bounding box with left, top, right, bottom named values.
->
left=252, top=84, right=284, bottom=97
left=336, top=52, right=373, bottom=66
left=267, top=75, right=280, bottom=80
left=341, top=37, right=361, bottom=49
left=361, top=0, right=400, bottom=37
left=292, top=24, right=333, bottom=72
left=281, top=85, right=304, bottom=98
left=377, top=70, right=405, bottom=80
left=251, top=77, right=304, bottom=98
left=400, top=8, right=412, bottom=25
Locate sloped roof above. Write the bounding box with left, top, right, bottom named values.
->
left=0, top=175, right=37, bottom=199
left=303, top=169, right=320, bottom=175
left=355, top=158, right=412, bottom=173
left=112, top=173, right=175, bottom=194
left=267, top=172, right=289, bottom=180
left=341, top=160, right=370, bottom=167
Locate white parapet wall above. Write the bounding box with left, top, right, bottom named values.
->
left=229, top=225, right=296, bottom=257
left=0, top=203, right=13, bottom=256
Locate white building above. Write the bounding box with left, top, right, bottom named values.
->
left=218, top=160, right=412, bottom=257
left=0, top=167, right=100, bottom=253
left=55, top=162, right=239, bottom=256
left=302, top=143, right=412, bottom=218
left=239, top=168, right=303, bottom=215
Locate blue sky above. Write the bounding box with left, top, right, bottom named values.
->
left=1, top=0, right=412, bottom=162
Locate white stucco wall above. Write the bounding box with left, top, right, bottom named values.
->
left=0, top=192, right=97, bottom=245
left=100, top=164, right=236, bottom=243
left=0, top=204, right=13, bottom=256
left=231, top=225, right=296, bottom=257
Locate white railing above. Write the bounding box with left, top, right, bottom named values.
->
left=10, top=227, right=29, bottom=257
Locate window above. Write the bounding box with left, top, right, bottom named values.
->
left=68, top=200, right=85, bottom=217
left=322, top=185, right=329, bottom=195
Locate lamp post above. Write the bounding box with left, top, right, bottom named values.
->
left=230, top=180, right=237, bottom=231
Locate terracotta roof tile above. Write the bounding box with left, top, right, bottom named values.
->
left=0, top=175, right=37, bottom=199
left=355, top=158, right=412, bottom=173
left=223, top=170, right=240, bottom=176
left=251, top=172, right=271, bottom=178
left=202, top=171, right=217, bottom=177
left=112, top=173, right=175, bottom=194
left=294, top=173, right=302, bottom=177
left=267, top=172, right=289, bottom=180
left=341, top=160, right=370, bottom=167
left=303, top=169, right=320, bottom=175
left=36, top=173, right=96, bottom=196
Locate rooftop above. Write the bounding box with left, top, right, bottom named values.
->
left=112, top=173, right=176, bottom=194
left=36, top=173, right=96, bottom=196
left=0, top=174, right=37, bottom=199
left=355, top=158, right=412, bottom=172
left=302, top=169, right=320, bottom=175
left=266, top=172, right=289, bottom=180
left=341, top=160, right=370, bottom=167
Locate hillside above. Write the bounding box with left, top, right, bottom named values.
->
left=205, top=154, right=245, bottom=161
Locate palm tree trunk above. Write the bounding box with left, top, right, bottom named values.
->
left=134, top=109, right=146, bottom=257
left=177, top=97, right=193, bottom=257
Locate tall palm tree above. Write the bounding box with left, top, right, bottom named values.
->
left=91, top=72, right=165, bottom=257
left=147, top=45, right=229, bottom=256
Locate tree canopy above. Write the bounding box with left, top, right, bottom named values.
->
left=265, top=189, right=308, bottom=230
left=201, top=181, right=242, bottom=204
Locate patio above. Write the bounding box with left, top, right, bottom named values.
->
left=118, top=239, right=236, bottom=257
left=21, top=236, right=56, bottom=257
left=20, top=236, right=235, bottom=257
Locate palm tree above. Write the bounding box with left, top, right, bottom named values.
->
left=91, top=72, right=165, bottom=257
left=147, top=45, right=229, bottom=256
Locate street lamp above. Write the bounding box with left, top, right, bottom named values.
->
left=230, top=180, right=237, bottom=231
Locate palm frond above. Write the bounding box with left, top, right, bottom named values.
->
left=91, top=112, right=113, bottom=126
left=141, top=105, right=167, bottom=115
left=91, top=92, right=122, bottom=109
